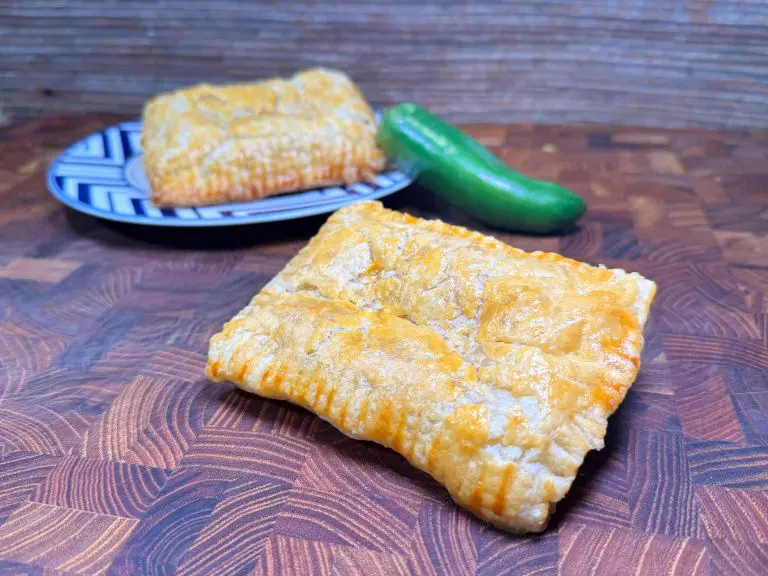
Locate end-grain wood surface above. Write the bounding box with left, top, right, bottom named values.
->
left=1, top=116, right=767, bottom=575
left=2, top=1, right=768, bottom=130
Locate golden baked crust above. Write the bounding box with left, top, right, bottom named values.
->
left=206, top=201, right=656, bottom=533
left=140, top=68, right=386, bottom=207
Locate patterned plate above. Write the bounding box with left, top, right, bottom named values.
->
left=46, top=120, right=412, bottom=227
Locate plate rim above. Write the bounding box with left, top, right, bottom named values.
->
left=46, top=120, right=412, bottom=228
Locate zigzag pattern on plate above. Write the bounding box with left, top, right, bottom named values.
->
left=47, top=121, right=413, bottom=226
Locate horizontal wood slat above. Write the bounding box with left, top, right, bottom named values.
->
left=1, top=0, right=768, bottom=128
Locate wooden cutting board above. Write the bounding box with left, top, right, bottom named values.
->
left=0, top=116, right=766, bottom=575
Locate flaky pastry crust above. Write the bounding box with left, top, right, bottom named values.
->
left=141, top=68, right=385, bottom=207
left=207, top=201, right=656, bottom=533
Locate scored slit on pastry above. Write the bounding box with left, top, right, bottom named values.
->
left=140, top=68, right=385, bottom=207
left=206, top=201, right=656, bottom=533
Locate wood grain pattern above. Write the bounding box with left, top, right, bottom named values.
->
left=559, top=524, right=710, bottom=576
left=176, top=479, right=289, bottom=575
left=32, top=456, right=170, bottom=518
left=0, top=116, right=767, bottom=573
left=0, top=502, right=136, bottom=575
left=2, top=1, right=768, bottom=130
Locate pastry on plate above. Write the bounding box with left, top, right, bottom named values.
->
left=141, top=68, right=385, bottom=207
left=206, top=201, right=656, bottom=533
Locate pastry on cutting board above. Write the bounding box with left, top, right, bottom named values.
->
left=140, top=68, right=385, bottom=207
left=206, top=201, right=656, bottom=533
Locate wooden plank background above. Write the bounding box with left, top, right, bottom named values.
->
left=2, top=0, right=768, bottom=129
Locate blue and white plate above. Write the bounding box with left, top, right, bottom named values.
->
left=46, top=120, right=412, bottom=227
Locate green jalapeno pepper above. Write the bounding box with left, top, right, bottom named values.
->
left=377, top=103, right=586, bottom=233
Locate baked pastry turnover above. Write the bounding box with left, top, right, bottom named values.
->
left=141, top=68, right=385, bottom=206
left=206, top=201, right=656, bottom=533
